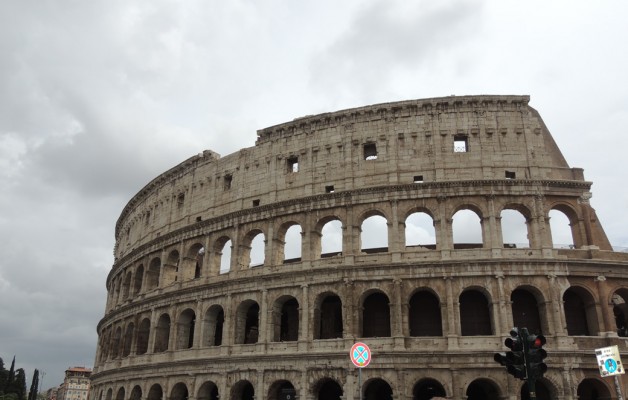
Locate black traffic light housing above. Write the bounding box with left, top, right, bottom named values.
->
left=526, top=333, right=547, bottom=379
left=494, top=328, right=527, bottom=380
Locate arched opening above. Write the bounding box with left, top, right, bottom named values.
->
left=268, top=380, right=296, bottom=400
left=218, top=239, right=232, bottom=274
left=577, top=378, right=612, bottom=400
left=175, top=308, right=196, bottom=349
left=115, top=388, right=124, bottom=400
left=501, top=208, right=530, bottom=248
left=203, top=305, right=224, bottom=346
left=564, top=287, right=598, bottom=336
left=153, top=313, right=171, bottom=352
left=549, top=208, right=575, bottom=249
left=413, top=378, right=446, bottom=400
left=132, top=265, right=144, bottom=296
left=129, top=386, right=142, bottom=400
left=104, top=389, right=112, bottom=400
left=170, top=383, right=188, bottom=400
left=146, top=385, right=162, bottom=400
left=183, top=243, right=204, bottom=280
left=110, top=327, right=122, bottom=359
left=611, top=289, right=628, bottom=337
left=163, top=249, right=180, bottom=286
left=231, top=380, right=254, bottom=400
left=362, top=292, right=391, bottom=337
left=272, top=297, right=299, bottom=342
left=135, top=318, right=150, bottom=355
left=283, top=224, right=302, bottom=263
left=452, top=209, right=483, bottom=249
left=235, top=301, right=259, bottom=344
left=405, top=211, right=436, bottom=249
left=122, top=323, right=134, bottom=357
left=321, top=219, right=343, bottom=257
left=460, top=290, right=492, bottom=336
left=520, top=378, right=552, bottom=400
left=197, top=381, right=219, bottom=400
left=146, top=257, right=161, bottom=291
left=511, top=288, right=542, bottom=334
left=315, top=378, right=343, bottom=400
left=360, top=214, right=388, bottom=253
left=409, top=291, right=442, bottom=336
left=466, top=379, right=500, bottom=400
left=314, top=294, right=343, bottom=339
left=363, top=378, right=392, bottom=400
left=249, top=232, right=266, bottom=267
left=121, top=272, right=132, bottom=300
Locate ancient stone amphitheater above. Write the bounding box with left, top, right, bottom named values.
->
left=92, top=95, right=628, bottom=400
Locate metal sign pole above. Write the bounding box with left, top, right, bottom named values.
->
left=358, top=368, right=362, bottom=400
left=614, top=375, right=624, bottom=400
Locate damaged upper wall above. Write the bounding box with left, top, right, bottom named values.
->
left=114, top=95, right=587, bottom=257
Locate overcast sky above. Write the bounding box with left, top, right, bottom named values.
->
left=1, top=0, right=627, bottom=388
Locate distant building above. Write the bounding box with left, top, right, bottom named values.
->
left=45, top=386, right=58, bottom=400
left=57, top=367, right=91, bottom=400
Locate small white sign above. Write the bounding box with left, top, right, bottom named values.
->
left=595, top=345, right=625, bottom=377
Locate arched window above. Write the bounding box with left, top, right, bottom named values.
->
left=452, top=209, right=483, bottom=249
left=170, top=383, right=188, bottom=400
left=549, top=208, right=575, bottom=248
left=197, top=381, right=219, bottom=400
left=413, top=378, right=446, bottom=400
left=360, top=214, right=388, bottom=253
left=115, top=388, right=124, bottom=400
left=122, top=323, right=134, bottom=357
left=405, top=212, right=436, bottom=249
left=577, top=378, right=612, bottom=400
left=121, top=272, right=132, bottom=300
left=183, top=243, right=204, bottom=280
left=363, top=379, right=393, bottom=400
left=110, top=327, right=122, bottom=359
left=132, top=265, right=144, bottom=296
left=146, top=257, right=161, bottom=291
left=203, top=305, right=224, bottom=346
left=235, top=301, right=260, bottom=344
left=500, top=209, right=529, bottom=248
left=146, top=385, right=163, bottom=400
left=283, top=224, right=302, bottom=263
left=218, top=239, right=232, bottom=274
left=175, top=309, right=196, bottom=349
left=409, top=291, right=442, bottom=336
left=268, top=380, right=296, bottom=400
left=321, top=219, right=343, bottom=257
left=231, top=381, right=254, bottom=400
left=611, top=289, right=628, bottom=337
left=564, top=287, right=598, bottom=336
left=511, top=288, right=542, bottom=334
left=466, top=379, right=500, bottom=400
left=314, top=378, right=343, bottom=400
left=163, top=250, right=180, bottom=286
left=315, top=294, right=343, bottom=339
left=272, top=296, right=299, bottom=342
left=129, top=386, right=142, bottom=400
left=135, top=318, right=150, bottom=355
left=249, top=232, right=265, bottom=267
left=154, top=314, right=171, bottom=352
left=362, top=292, right=391, bottom=337
left=460, top=290, right=492, bottom=336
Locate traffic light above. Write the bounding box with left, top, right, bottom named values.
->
left=526, top=333, right=547, bottom=379
left=494, top=328, right=527, bottom=380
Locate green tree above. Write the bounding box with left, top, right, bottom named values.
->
left=27, top=370, right=38, bottom=400
left=13, top=369, right=26, bottom=400
left=0, top=357, right=7, bottom=395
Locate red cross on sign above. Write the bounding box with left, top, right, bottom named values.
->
left=350, top=342, right=371, bottom=368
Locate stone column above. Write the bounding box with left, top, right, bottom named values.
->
left=344, top=279, right=356, bottom=339
left=299, top=284, right=310, bottom=343
left=147, top=308, right=158, bottom=353
left=495, top=273, right=508, bottom=335
left=596, top=275, right=617, bottom=336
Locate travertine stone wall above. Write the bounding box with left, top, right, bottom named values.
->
left=92, top=96, right=627, bottom=400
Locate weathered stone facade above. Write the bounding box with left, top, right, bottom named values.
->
left=92, top=95, right=628, bottom=400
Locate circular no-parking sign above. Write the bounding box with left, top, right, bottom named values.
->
left=350, top=342, right=371, bottom=368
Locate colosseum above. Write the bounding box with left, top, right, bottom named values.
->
left=92, top=95, right=628, bottom=400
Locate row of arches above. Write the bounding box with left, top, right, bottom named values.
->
left=96, top=375, right=613, bottom=400
left=98, top=283, right=628, bottom=362
left=107, top=205, right=579, bottom=310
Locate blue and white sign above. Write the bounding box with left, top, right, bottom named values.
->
left=595, top=345, right=625, bottom=377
